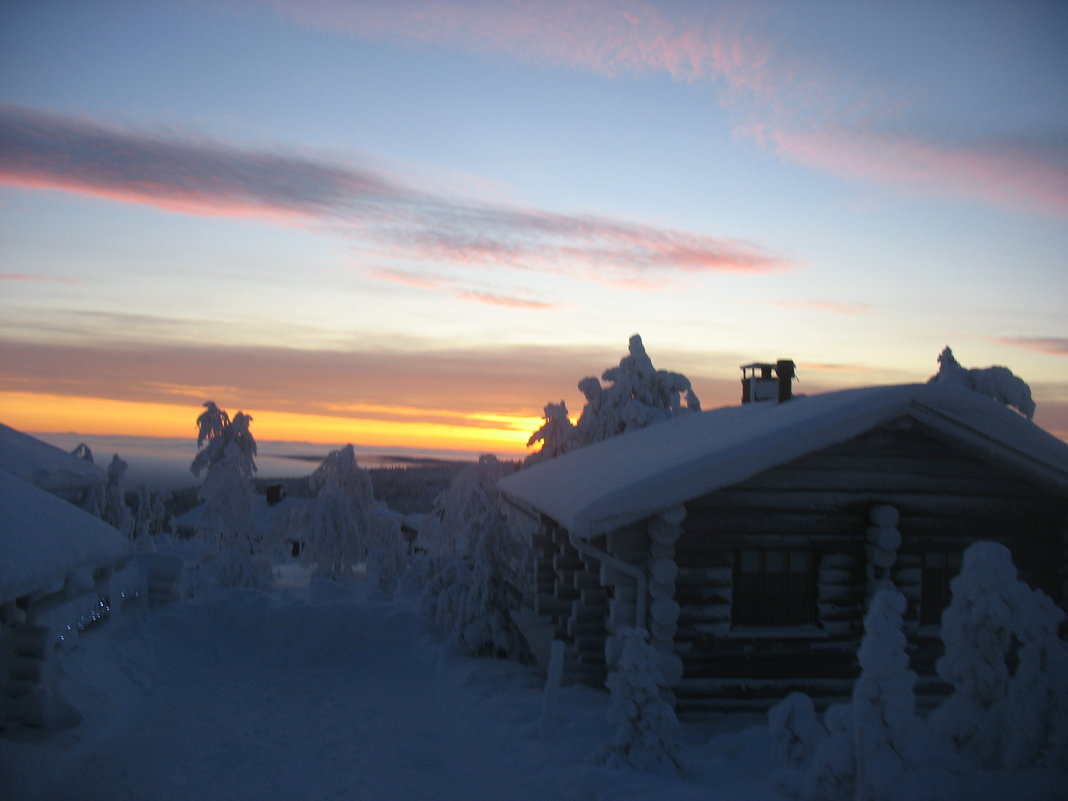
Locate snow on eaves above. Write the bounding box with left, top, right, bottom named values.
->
left=0, top=421, right=105, bottom=493
left=498, top=383, right=1068, bottom=539
left=0, top=470, right=130, bottom=604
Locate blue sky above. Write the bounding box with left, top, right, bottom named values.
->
left=1, top=0, right=1066, bottom=450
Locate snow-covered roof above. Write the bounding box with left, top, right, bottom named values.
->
left=498, top=383, right=1068, bottom=539
left=0, top=470, right=131, bottom=603
left=0, top=422, right=105, bottom=493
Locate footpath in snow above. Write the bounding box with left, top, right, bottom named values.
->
left=0, top=577, right=761, bottom=801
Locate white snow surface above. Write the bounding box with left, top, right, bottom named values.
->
left=4, top=566, right=1066, bottom=800
left=498, top=383, right=1068, bottom=538
left=0, top=470, right=130, bottom=603
left=0, top=422, right=104, bottom=494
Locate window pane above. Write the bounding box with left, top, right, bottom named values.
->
left=789, top=550, right=811, bottom=573
left=739, top=550, right=762, bottom=574
left=764, top=550, right=786, bottom=574
left=733, top=548, right=816, bottom=627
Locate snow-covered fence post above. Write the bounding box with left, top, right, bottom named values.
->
left=864, top=505, right=900, bottom=605
left=647, top=506, right=685, bottom=706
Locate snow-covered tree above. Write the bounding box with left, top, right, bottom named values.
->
left=928, top=346, right=1035, bottom=419
left=524, top=400, right=575, bottom=467
left=928, top=541, right=1060, bottom=768
left=192, top=402, right=257, bottom=479
left=574, top=334, right=700, bottom=448
left=420, top=455, right=530, bottom=658
left=294, top=444, right=406, bottom=593
left=70, top=442, right=104, bottom=516
left=928, top=540, right=1068, bottom=772
left=190, top=402, right=266, bottom=587
left=602, top=627, right=680, bottom=773
left=132, top=484, right=169, bottom=540
left=303, top=445, right=375, bottom=579
left=1003, top=586, right=1068, bottom=771
left=525, top=334, right=701, bottom=463
left=852, top=589, right=930, bottom=801
left=102, top=453, right=133, bottom=535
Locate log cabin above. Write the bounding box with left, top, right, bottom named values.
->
left=498, top=378, right=1068, bottom=716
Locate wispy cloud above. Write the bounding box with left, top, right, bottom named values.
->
left=454, top=290, right=554, bottom=310
left=751, top=123, right=1068, bottom=218
left=0, top=272, right=82, bottom=284
left=771, top=300, right=874, bottom=316
left=0, top=103, right=786, bottom=285
left=261, top=0, right=1068, bottom=217
left=994, top=336, right=1068, bottom=356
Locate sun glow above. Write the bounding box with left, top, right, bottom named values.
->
left=0, top=392, right=539, bottom=454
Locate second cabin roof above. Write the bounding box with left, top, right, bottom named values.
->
left=497, top=383, right=1068, bottom=540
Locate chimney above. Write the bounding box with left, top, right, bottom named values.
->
left=776, top=359, right=796, bottom=402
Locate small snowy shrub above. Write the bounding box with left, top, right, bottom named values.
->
left=802, top=703, right=854, bottom=801
left=102, top=453, right=133, bottom=535
left=768, top=692, right=826, bottom=769
left=602, top=627, right=680, bottom=774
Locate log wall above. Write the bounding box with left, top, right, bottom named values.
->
left=672, top=419, right=1068, bottom=716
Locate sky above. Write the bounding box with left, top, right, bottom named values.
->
left=1, top=0, right=1066, bottom=455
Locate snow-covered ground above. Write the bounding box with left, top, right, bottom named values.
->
left=2, top=567, right=1065, bottom=801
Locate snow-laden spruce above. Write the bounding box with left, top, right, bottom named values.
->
left=70, top=442, right=105, bottom=516
left=190, top=402, right=269, bottom=588
left=525, top=400, right=576, bottom=467
left=851, top=589, right=942, bottom=801
left=102, top=453, right=132, bottom=535
left=301, top=444, right=406, bottom=594
left=602, top=627, right=680, bottom=774
left=419, top=455, right=531, bottom=659
left=930, top=541, right=1068, bottom=770
left=928, top=346, right=1035, bottom=419
left=525, top=334, right=700, bottom=464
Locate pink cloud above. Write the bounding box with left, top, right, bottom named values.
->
left=454, top=290, right=554, bottom=310
left=267, top=0, right=741, bottom=83
left=755, top=123, right=1068, bottom=218
left=994, top=337, right=1068, bottom=356
left=261, top=1, right=1068, bottom=218
left=0, top=104, right=787, bottom=288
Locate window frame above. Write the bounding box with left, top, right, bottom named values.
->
left=731, top=547, right=819, bottom=628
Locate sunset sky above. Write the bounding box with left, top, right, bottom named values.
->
left=2, top=0, right=1066, bottom=456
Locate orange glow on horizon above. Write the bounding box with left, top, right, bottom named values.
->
left=0, top=392, right=539, bottom=455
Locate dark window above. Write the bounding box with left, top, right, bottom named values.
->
left=920, top=550, right=962, bottom=625
left=733, top=549, right=817, bottom=626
